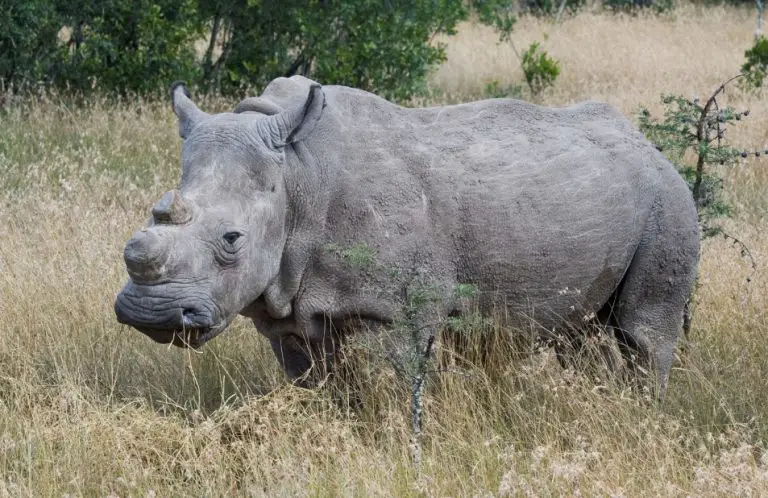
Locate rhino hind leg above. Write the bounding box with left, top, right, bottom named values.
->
left=608, top=206, right=699, bottom=399
left=551, top=303, right=621, bottom=375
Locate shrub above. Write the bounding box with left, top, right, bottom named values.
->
left=53, top=0, right=202, bottom=95
left=484, top=80, right=524, bottom=99
left=199, top=0, right=515, bottom=101
left=637, top=93, right=742, bottom=231
left=519, top=0, right=586, bottom=16
left=2, top=0, right=520, bottom=101
left=0, top=0, right=61, bottom=89
left=741, top=36, right=768, bottom=90
left=521, top=41, right=560, bottom=97
left=637, top=76, right=759, bottom=335
left=603, top=0, right=676, bottom=12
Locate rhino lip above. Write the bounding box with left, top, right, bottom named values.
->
left=175, top=323, right=226, bottom=349
left=114, top=280, right=225, bottom=348
left=133, top=323, right=225, bottom=349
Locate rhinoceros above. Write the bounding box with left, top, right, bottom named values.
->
left=114, top=75, right=699, bottom=396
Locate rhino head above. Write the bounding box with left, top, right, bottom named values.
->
left=114, top=82, right=325, bottom=348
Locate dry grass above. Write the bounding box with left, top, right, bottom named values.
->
left=2, top=5, right=768, bottom=496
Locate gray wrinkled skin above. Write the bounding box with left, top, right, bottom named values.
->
left=115, top=76, right=700, bottom=396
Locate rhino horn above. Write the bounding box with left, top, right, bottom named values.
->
left=124, top=229, right=168, bottom=281
left=152, top=190, right=192, bottom=225
left=264, top=84, right=326, bottom=148
left=170, top=81, right=209, bottom=139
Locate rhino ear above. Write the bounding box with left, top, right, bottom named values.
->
left=233, top=96, right=283, bottom=115
left=170, top=81, right=209, bottom=139
left=265, top=84, right=326, bottom=148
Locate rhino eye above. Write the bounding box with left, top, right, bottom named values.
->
left=223, top=232, right=242, bottom=245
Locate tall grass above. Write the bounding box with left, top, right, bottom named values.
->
left=1, top=6, right=768, bottom=496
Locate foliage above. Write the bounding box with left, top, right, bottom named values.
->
left=471, top=0, right=517, bottom=41
left=198, top=0, right=514, bottom=101
left=741, top=36, right=768, bottom=90
left=475, top=1, right=561, bottom=100
left=392, top=279, right=464, bottom=470
left=482, top=38, right=561, bottom=101
left=53, top=0, right=202, bottom=95
left=637, top=93, right=744, bottom=234
left=484, top=80, right=524, bottom=98
left=0, top=0, right=519, bottom=100
left=603, top=0, right=676, bottom=12
left=637, top=75, right=760, bottom=268
left=521, top=41, right=561, bottom=97
left=452, top=282, right=479, bottom=300
left=324, top=242, right=378, bottom=270
left=519, top=0, right=586, bottom=16
left=636, top=78, right=760, bottom=336
left=299, top=0, right=467, bottom=102
left=0, top=0, right=61, bottom=88
left=446, top=312, right=495, bottom=338
left=691, top=0, right=762, bottom=6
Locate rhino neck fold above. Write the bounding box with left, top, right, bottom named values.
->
left=262, top=140, right=332, bottom=319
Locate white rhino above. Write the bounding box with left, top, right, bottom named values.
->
left=115, top=76, right=699, bottom=396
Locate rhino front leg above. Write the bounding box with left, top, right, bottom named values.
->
left=269, top=335, right=314, bottom=386
left=269, top=332, right=341, bottom=388
left=270, top=313, right=349, bottom=387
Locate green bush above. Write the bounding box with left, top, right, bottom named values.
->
left=200, top=0, right=514, bottom=101
left=484, top=80, right=524, bottom=99
left=521, top=41, right=560, bottom=97
left=637, top=87, right=750, bottom=236
left=519, top=0, right=586, bottom=16
left=1, top=0, right=519, bottom=100
left=603, top=0, right=676, bottom=12
left=741, top=36, right=768, bottom=90
left=0, top=0, right=61, bottom=88
left=53, top=0, right=202, bottom=95
left=290, top=0, right=469, bottom=102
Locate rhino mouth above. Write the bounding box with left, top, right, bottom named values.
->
left=133, top=324, right=224, bottom=349
left=114, top=281, right=226, bottom=349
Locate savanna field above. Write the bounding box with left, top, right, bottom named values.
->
left=2, top=5, right=768, bottom=496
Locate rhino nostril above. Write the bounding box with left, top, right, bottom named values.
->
left=182, top=309, right=196, bottom=327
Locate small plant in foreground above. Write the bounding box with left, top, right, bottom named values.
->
left=387, top=279, right=481, bottom=472
left=321, top=241, right=483, bottom=471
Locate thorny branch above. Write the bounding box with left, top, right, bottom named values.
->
left=693, top=74, right=744, bottom=205
left=703, top=224, right=758, bottom=281
left=410, top=334, right=435, bottom=472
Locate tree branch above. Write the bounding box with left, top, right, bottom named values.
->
left=693, top=74, right=744, bottom=205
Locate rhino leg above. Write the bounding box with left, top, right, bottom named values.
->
left=269, top=335, right=315, bottom=387
left=269, top=322, right=341, bottom=388
left=551, top=303, right=620, bottom=375
left=609, top=204, right=699, bottom=399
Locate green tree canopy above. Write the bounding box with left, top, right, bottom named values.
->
left=1, top=0, right=516, bottom=100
